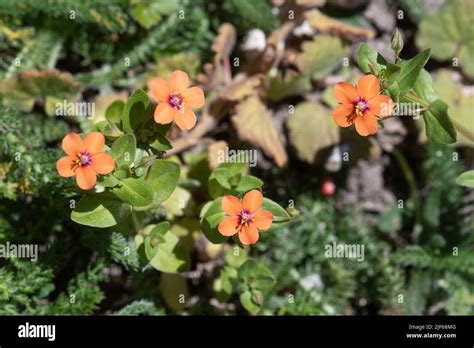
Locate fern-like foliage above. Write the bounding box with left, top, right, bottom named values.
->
left=76, top=6, right=212, bottom=86
left=393, top=246, right=474, bottom=276
left=115, top=300, right=165, bottom=315
left=47, top=260, right=108, bottom=314
left=0, top=107, right=69, bottom=198
left=0, top=0, right=129, bottom=32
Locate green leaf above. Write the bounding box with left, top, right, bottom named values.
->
left=267, top=74, right=312, bottom=101
left=144, top=221, right=170, bottom=259
left=240, top=290, right=260, bottom=313
left=200, top=198, right=228, bottom=244
left=71, top=196, right=132, bottom=228
left=413, top=69, right=437, bottom=103
left=106, top=100, right=125, bottom=130
left=132, top=0, right=178, bottom=28
left=297, top=35, right=349, bottom=80
left=150, top=133, right=172, bottom=151
left=159, top=273, right=188, bottom=312
left=357, top=43, right=387, bottom=74
left=225, top=247, right=248, bottom=268
left=145, top=223, right=190, bottom=273
left=228, top=0, right=278, bottom=32
left=416, top=0, right=474, bottom=78
left=387, top=82, right=400, bottom=104
left=261, top=198, right=292, bottom=228
left=384, top=63, right=401, bottom=84
left=112, top=177, right=154, bottom=209
left=456, top=171, right=474, bottom=188
left=214, top=266, right=238, bottom=302
left=423, top=99, right=457, bottom=144
left=377, top=207, right=402, bottom=233
left=122, top=90, right=151, bottom=134
left=111, top=134, right=136, bottom=167
left=208, top=163, right=248, bottom=198
left=162, top=186, right=191, bottom=217
left=397, top=49, right=431, bottom=95
left=234, top=175, right=263, bottom=193
left=239, top=259, right=276, bottom=290
left=433, top=70, right=474, bottom=146
left=146, top=159, right=180, bottom=204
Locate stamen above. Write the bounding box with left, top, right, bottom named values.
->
left=72, top=150, right=92, bottom=170
left=168, top=92, right=184, bottom=110
left=354, top=97, right=369, bottom=118
left=238, top=209, right=253, bottom=226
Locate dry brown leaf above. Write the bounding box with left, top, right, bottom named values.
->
left=231, top=97, right=288, bottom=167
left=197, top=23, right=236, bottom=91
left=305, top=9, right=375, bottom=41
left=212, top=23, right=237, bottom=60
left=296, top=0, right=326, bottom=7
left=219, top=74, right=265, bottom=102
left=207, top=140, right=229, bottom=170
left=208, top=74, right=266, bottom=120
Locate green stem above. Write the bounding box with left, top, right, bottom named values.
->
left=393, top=149, right=422, bottom=238
left=404, top=92, right=430, bottom=108
left=452, top=119, right=474, bottom=142
left=131, top=211, right=142, bottom=235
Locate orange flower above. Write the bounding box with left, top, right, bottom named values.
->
left=148, top=70, right=205, bottom=131
left=56, top=132, right=115, bottom=190
left=333, top=74, right=393, bottom=136
left=218, top=190, right=273, bottom=245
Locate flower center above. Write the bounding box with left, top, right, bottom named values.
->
left=354, top=97, right=369, bottom=117
left=168, top=92, right=184, bottom=110
left=238, top=209, right=253, bottom=226
left=75, top=151, right=92, bottom=168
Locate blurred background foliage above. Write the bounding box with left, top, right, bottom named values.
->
left=0, top=0, right=472, bottom=315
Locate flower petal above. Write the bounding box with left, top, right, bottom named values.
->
left=218, top=216, right=240, bottom=236
left=242, top=190, right=263, bottom=212
left=354, top=111, right=379, bottom=136
left=148, top=77, right=170, bottom=102
left=169, top=70, right=189, bottom=92
left=83, top=131, right=105, bottom=155
left=369, top=95, right=393, bottom=117
left=357, top=74, right=380, bottom=100
left=175, top=107, right=197, bottom=131
left=75, top=166, right=97, bottom=190
left=91, top=153, right=115, bottom=175
left=238, top=224, right=259, bottom=245
left=252, top=210, right=273, bottom=231
left=334, top=82, right=358, bottom=104
left=154, top=102, right=175, bottom=124
left=333, top=104, right=354, bottom=127
left=56, top=156, right=76, bottom=177
left=184, top=87, right=205, bottom=109
left=221, top=195, right=243, bottom=216
left=62, top=133, right=84, bottom=156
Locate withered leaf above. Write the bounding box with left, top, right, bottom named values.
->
left=286, top=102, right=339, bottom=163
left=231, top=97, right=287, bottom=167
left=305, top=9, right=375, bottom=41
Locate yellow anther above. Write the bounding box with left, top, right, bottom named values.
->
left=355, top=105, right=363, bottom=118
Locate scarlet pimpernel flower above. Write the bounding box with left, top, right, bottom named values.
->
left=218, top=190, right=273, bottom=245
left=333, top=74, right=393, bottom=136
left=56, top=132, right=114, bottom=190
left=148, top=70, right=205, bottom=131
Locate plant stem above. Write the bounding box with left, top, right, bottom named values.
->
left=393, top=149, right=422, bottom=239
left=131, top=211, right=142, bottom=235
left=404, top=92, right=430, bottom=108
left=452, top=119, right=474, bottom=143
